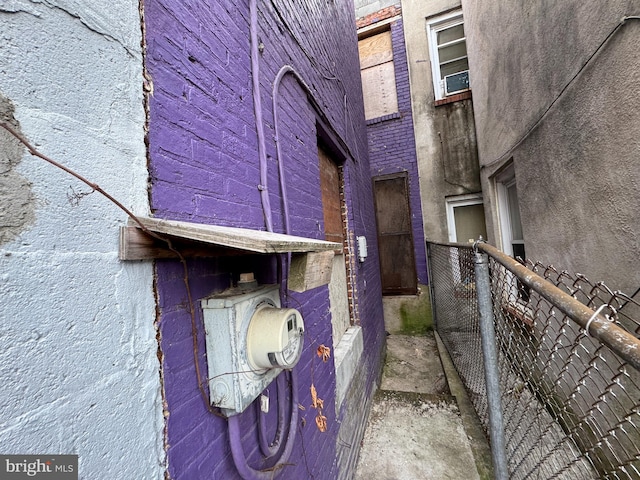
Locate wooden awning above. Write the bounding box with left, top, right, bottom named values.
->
left=119, top=216, right=341, bottom=260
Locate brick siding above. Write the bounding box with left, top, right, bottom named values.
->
left=144, top=1, right=385, bottom=478
left=366, top=17, right=428, bottom=284
left=356, top=5, right=401, bottom=29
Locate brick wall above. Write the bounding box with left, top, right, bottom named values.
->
left=356, top=4, right=400, bottom=29
left=144, top=0, right=385, bottom=478
left=366, top=16, right=428, bottom=284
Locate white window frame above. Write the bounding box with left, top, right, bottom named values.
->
left=427, top=10, right=469, bottom=101
left=495, top=166, right=524, bottom=258
left=496, top=182, right=515, bottom=257
left=445, top=193, right=484, bottom=243
left=445, top=194, right=484, bottom=286
left=495, top=165, right=531, bottom=308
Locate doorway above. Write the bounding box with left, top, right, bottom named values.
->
left=372, top=172, right=418, bottom=295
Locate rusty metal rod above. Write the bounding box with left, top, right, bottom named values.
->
left=477, top=242, right=640, bottom=371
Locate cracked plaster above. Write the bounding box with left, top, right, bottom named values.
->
left=0, top=1, right=163, bottom=478
left=0, top=94, right=35, bottom=246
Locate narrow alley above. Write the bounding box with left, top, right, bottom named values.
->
left=2, top=0, right=638, bottom=478
left=355, top=296, right=492, bottom=479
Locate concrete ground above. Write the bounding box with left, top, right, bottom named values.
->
left=354, top=388, right=479, bottom=480
left=355, top=331, right=492, bottom=480
left=380, top=334, right=448, bottom=395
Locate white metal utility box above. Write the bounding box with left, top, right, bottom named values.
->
left=201, top=284, right=304, bottom=417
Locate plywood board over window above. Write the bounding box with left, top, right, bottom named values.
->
left=319, top=147, right=344, bottom=246
left=319, top=145, right=351, bottom=346
left=358, top=30, right=399, bottom=120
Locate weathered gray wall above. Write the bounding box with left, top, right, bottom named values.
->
left=401, top=0, right=482, bottom=243
left=0, top=95, right=34, bottom=245
left=463, top=0, right=640, bottom=291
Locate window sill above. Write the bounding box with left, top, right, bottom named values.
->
left=434, top=90, right=472, bottom=107
left=365, top=111, right=401, bottom=125
left=334, top=326, right=364, bottom=408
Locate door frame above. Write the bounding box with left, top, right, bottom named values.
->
left=372, top=171, right=418, bottom=295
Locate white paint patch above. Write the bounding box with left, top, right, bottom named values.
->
left=334, top=326, right=364, bottom=408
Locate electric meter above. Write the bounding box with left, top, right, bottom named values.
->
left=247, top=306, right=304, bottom=369
left=200, top=284, right=305, bottom=416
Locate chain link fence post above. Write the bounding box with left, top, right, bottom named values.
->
left=474, top=246, right=509, bottom=480
left=426, top=241, right=439, bottom=330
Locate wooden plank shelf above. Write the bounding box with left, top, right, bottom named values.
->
left=119, top=217, right=341, bottom=261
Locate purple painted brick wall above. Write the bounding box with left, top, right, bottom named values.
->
left=366, top=17, right=428, bottom=285
left=144, top=0, right=385, bottom=478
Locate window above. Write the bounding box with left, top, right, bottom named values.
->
left=427, top=11, right=470, bottom=101
left=496, top=165, right=530, bottom=302
left=445, top=194, right=487, bottom=286
left=318, top=144, right=350, bottom=344
left=496, top=168, right=525, bottom=260
left=319, top=143, right=364, bottom=408
left=445, top=194, right=487, bottom=244
left=358, top=29, right=399, bottom=120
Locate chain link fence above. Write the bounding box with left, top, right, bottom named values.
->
left=427, top=241, right=640, bottom=480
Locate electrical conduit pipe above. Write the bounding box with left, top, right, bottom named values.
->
left=227, top=1, right=300, bottom=478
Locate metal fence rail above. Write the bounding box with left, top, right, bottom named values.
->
left=427, top=241, right=640, bottom=480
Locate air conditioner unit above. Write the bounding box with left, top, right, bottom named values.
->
left=444, top=70, right=470, bottom=96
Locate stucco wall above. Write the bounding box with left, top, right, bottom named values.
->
left=0, top=1, right=163, bottom=479
left=463, top=0, right=640, bottom=292
left=144, top=0, right=385, bottom=478
left=401, top=0, right=482, bottom=244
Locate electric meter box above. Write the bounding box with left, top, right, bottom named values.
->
left=201, top=285, right=304, bottom=416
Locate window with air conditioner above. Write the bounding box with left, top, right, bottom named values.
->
left=427, top=10, right=470, bottom=101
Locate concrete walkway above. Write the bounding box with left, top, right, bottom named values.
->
left=355, top=332, right=492, bottom=480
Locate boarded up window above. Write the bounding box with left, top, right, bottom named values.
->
left=358, top=30, right=398, bottom=120
left=318, top=144, right=351, bottom=345
left=319, top=146, right=344, bottom=245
